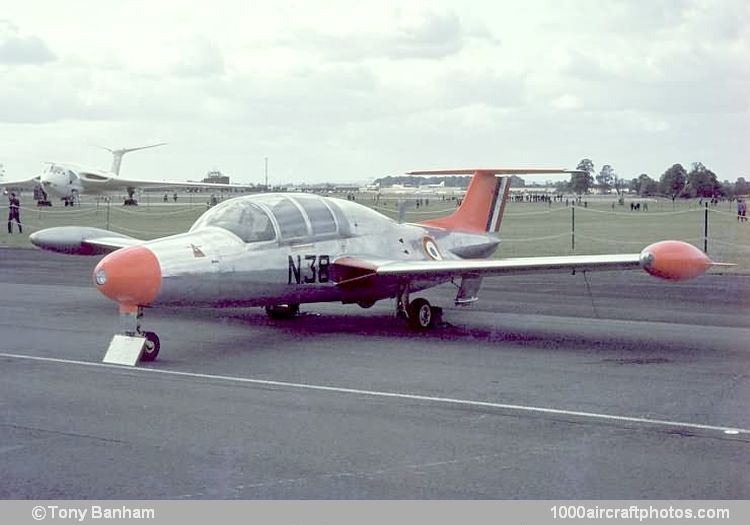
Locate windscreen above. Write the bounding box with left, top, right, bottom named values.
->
left=191, top=199, right=276, bottom=242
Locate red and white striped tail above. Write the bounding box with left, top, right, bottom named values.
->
left=408, top=168, right=574, bottom=234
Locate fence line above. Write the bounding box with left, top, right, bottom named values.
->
left=15, top=205, right=100, bottom=217
left=371, top=205, right=458, bottom=216
left=574, top=207, right=698, bottom=217
left=114, top=206, right=202, bottom=217
left=107, top=223, right=182, bottom=236
left=504, top=208, right=568, bottom=217
left=499, top=232, right=571, bottom=243
left=573, top=233, right=660, bottom=246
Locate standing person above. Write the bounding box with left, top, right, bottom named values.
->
left=738, top=199, right=747, bottom=222
left=7, top=192, right=22, bottom=234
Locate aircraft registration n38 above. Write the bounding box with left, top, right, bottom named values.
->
left=30, top=168, right=729, bottom=364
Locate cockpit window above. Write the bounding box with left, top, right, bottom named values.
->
left=191, top=200, right=275, bottom=243
left=295, top=196, right=337, bottom=235
left=267, top=196, right=309, bottom=238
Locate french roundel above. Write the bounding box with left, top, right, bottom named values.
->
left=423, top=237, right=442, bottom=260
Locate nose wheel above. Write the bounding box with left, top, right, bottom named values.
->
left=141, top=331, right=161, bottom=362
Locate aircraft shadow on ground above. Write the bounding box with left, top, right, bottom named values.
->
left=150, top=304, right=713, bottom=358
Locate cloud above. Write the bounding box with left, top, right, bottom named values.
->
left=279, top=10, right=494, bottom=62
left=0, top=19, right=56, bottom=64
left=169, top=36, right=225, bottom=77
left=0, top=1, right=747, bottom=183
left=562, top=51, right=614, bottom=81
left=550, top=94, right=582, bottom=111
left=384, top=10, right=465, bottom=59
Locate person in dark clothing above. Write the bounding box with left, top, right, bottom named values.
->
left=7, top=192, right=22, bottom=233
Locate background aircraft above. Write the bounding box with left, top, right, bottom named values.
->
left=2, top=144, right=248, bottom=206
left=29, top=167, right=728, bottom=364
left=377, top=180, right=457, bottom=196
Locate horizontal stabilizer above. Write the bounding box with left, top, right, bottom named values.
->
left=407, top=168, right=583, bottom=176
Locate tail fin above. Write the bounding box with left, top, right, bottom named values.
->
left=408, top=168, right=577, bottom=233
left=98, top=143, right=167, bottom=175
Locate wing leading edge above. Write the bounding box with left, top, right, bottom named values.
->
left=376, top=254, right=643, bottom=280
left=1, top=175, right=41, bottom=189
left=76, top=171, right=253, bottom=192
left=332, top=240, right=727, bottom=290
left=333, top=254, right=642, bottom=289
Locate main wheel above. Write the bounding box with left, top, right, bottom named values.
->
left=141, top=331, right=160, bottom=362
left=265, top=303, right=300, bottom=320
left=407, top=298, right=434, bottom=330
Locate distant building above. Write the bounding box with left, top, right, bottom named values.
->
left=202, top=169, right=230, bottom=184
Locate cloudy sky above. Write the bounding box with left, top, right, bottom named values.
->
left=1, top=0, right=748, bottom=185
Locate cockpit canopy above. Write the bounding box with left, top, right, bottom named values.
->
left=190, top=194, right=350, bottom=243
left=46, top=164, right=77, bottom=184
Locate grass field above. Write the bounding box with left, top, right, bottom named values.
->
left=1, top=192, right=748, bottom=272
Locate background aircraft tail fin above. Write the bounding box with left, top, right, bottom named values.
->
left=98, top=143, right=167, bottom=175
left=408, top=168, right=578, bottom=234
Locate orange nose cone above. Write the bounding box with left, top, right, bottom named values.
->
left=640, top=240, right=712, bottom=280
left=93, top=246, right=162, bottom=305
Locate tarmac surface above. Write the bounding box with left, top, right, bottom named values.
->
left=1, top=247, right=749, bottom=499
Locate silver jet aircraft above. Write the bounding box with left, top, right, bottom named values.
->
left=3, top=144, right=246, bottom=206
left=30, top=168, right=727, bottom=363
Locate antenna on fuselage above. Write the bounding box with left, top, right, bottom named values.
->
left=98, top=143, right=167, bottom=175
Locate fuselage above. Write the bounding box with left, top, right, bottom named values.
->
left=40, top=163, right=124, bottom=200
left=41, top=164, right=85, bottom=199
left=94, top=193, right=500, bottom=308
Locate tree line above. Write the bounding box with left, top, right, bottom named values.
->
left=564, top=159, right=749, bottom=199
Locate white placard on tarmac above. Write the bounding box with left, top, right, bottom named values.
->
left=102, top=334, right=145, bottom=366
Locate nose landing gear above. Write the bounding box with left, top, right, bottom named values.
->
left=102, top=305, right=160, bottom=365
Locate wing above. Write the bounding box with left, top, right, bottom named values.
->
left=30, top=226, right=143, bottom=255
left=332, top=241, right=725, bottom=297
left=2, top=175, right=41, bottom=189
left=377, top=254, right=642, bottom=279
left=333, top=254, right=641, bottom=288
left=78, top=171, right=250, bottom=192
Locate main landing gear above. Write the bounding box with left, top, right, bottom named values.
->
left=265, top=303, right=300, bottom=320
left=396, top=286, right=442, bottom=331
left=124, top=187, right=138, bottom=206
left=62, top=189, right=81, bottom=207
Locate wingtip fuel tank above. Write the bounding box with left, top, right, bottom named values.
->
left=639, top=240, right=723, bottom=281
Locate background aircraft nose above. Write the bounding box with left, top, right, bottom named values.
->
left=93, top=246, right=161, bottom=305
